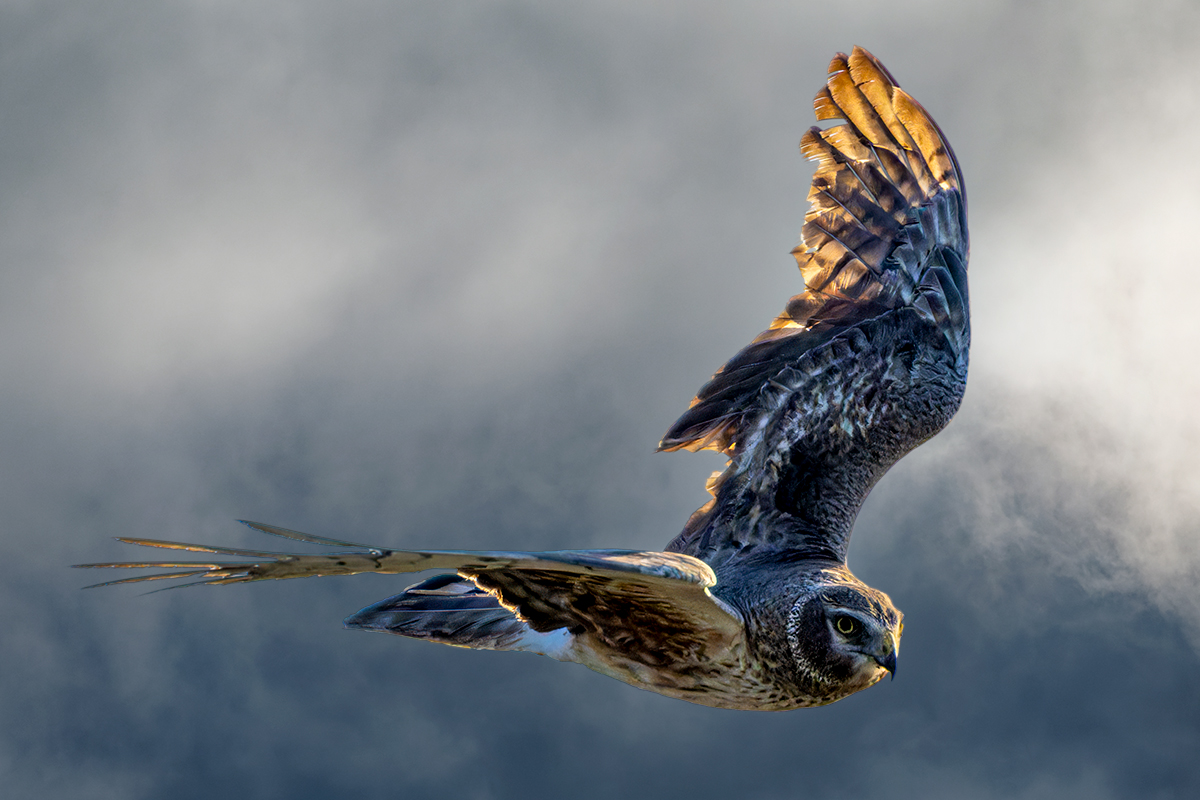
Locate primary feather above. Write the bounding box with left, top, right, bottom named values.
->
left=660, top=47, right=967, bottom=567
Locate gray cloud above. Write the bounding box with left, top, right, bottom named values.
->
left=3, top=1, right=1199, bottom=798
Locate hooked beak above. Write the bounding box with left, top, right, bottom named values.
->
left=874, top=649, right=897, bottom=679
left=874, top=633, right=899, bottom=680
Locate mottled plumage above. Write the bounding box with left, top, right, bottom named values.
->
left=77, top=47, right=968, bottom=711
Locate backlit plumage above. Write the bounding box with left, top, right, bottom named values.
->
left=77, top=46, right=968, bottom=710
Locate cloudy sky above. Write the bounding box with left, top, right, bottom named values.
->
left=3, top=1, right=1199, bottom=797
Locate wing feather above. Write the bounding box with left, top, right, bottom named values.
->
left=659, top=47, right=969, bottom=566
left=76, top=522, right=744, bottom=659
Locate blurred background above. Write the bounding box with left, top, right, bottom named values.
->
left=3, top=1, right=1198, bottom=797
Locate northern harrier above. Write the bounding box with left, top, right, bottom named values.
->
left=79, top=47, right=968, bottom=710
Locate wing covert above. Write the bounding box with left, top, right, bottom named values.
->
left=660, top=47, right=969, bottom=566
left=75, top=520, right=745, bottom=664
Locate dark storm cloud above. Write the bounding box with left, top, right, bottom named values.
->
left=3, top=2, right=1199, bottom=798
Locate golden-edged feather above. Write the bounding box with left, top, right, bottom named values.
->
left=660, top=46, right=965, bottom=456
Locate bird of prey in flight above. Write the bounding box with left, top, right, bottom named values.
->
left=78, top=46, right=968, bottom=711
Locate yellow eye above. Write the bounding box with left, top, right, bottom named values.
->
left=836, top=616, right=857, bottom=635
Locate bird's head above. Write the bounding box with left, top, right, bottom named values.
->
left=785, top=570, right=902, bottom=700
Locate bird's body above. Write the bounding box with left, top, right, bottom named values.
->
left=78, top=47, right=968, bottom=711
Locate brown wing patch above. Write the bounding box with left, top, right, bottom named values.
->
left=463, top=569, right=736, bottom=668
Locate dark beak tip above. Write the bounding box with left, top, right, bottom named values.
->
left=876, top=651, right=897, bottom=680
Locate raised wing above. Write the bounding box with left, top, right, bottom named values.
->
left=76, top=520, right=744, bottom=666
left=660, top=47, right=968, bottom=566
